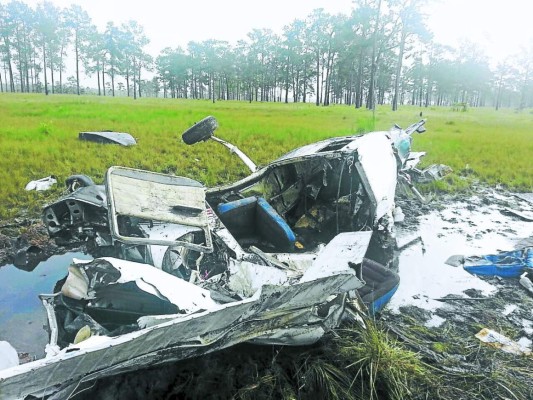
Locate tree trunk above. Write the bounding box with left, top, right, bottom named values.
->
left=293, top=67, right=299, bottom=102
left=75, top=33, right=80, bottom=95
left=16, top=43, right=24, bottom=92
left=59, top=55, right=63, bottom=93
left=50, top=57, right=55, bottom=94
left=302, top=62, right=307, bottom=103
left=42, top=42, right=48, bottom=95
left=23, top=24, right=30, bottom=92
left=355, top=49, right=364, bottom=108
left=315, top=52, right=320, bottom=106
left=3, top=39, right=15, bottom=92
left=519, top=64, right=530, bottom=110
left=367, top=0, right=382, bottom=110
left=97, top=60, right=101, bottom=96
left=102, top=60, right=106, bottom=96
left=133, top=73, right=137, bottom=100
left=126, top=67, right=130, bottom=97
left=110, top=59, right=115, bottom=97
left=138, top=63, right=142, bottom=98
left=212, top=73, right=215, bottom=103
left=495, top=74, right=503, bottom=110
left=323, top=45, right=334, bottom=106
left=225, top=73, right=229, bottom=100
left=59, top=40, right=66, bottom=93
left=392, top=28, right=406, bottom=111
left=284, top=56, right=290, bottom=103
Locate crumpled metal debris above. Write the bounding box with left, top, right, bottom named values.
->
left=413, top=164, right=453, bottom=184
left=453, top=248, right=533, bottom=278
left=519, top=271, right=533, bottom=296
left=25, top=176, right=57, bottom=191
left=79, top=131, right=137, bottom=146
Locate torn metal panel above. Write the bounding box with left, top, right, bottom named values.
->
left=414, top=164, right=453, bottom=184
left=0, top=256, right=364, bottom=399
left=79, top=131, right=137, bottom=146
left=300, top=232, right=372, bottom=282
left=25, top=176, right=57, bottom=191
left=62, top=258, right=218, bottom=313
left=42, top=185, right=108, bottom=243
left=350, top=132, right=398, bottom=225
left=403, top=152, right=426, bottom=170
left=106, top=166, right=213, bottom=253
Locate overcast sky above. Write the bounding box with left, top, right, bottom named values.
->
left=21, top=0, right=533, bottom=64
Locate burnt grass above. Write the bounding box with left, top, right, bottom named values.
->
left=3, top=186, right=533, bottom=400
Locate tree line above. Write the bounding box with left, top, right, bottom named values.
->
left=1, top=0, right=531, bottom=110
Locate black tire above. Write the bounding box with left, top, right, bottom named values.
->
left=182, top=116, right=218, bottom=145
left=65, top=174, right=95, bottom=192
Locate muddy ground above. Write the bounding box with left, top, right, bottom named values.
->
left=1, top=185, right=532, bottom=399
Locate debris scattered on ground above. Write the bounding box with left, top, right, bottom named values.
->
left=520, top=271, right=533, bottom=295
left=475, top=327, right=532, bottom=356
left=413, top=164, right=453, bottom=184
left=456, top=248, right=532, bottom=278
left=24, top=176, right=57, bottom=191
left=78, top=131, right=137, bottom=146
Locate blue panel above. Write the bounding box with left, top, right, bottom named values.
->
left=526, top=248, right=533, bottom=268
left=464, top=264, right=525, bottom=278
left=463, top=248, right=532, bottom=278
left=368, top=283, right=400, bottom=315
left=256, top=197, right=297, bottom=244
left=217, top=196, right=257, bottom=214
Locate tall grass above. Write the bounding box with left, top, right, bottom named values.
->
left=0, top=93, right=531, bottom=218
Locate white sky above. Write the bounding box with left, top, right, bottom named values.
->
left=21, top=0, right=533, bottom=65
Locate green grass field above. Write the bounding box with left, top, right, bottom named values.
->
left=0, top=93, right=532, bottom=219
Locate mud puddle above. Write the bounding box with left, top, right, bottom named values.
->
left=379, top=189, right=533, bottom=399
left=391, top=196, right=532, bottom=311
left=0, top=252, right=92, bottom=360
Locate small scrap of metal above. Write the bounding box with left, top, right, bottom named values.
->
left=25, top=176, right=57, bottom=191
left=519, top=271, right=533, bottom=296
left=79, top=131, right=136, bottom=146
left=396, top=235, right=424, bottom=252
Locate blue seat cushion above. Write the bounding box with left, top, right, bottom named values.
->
left=217, top=196, right=296, bottom=250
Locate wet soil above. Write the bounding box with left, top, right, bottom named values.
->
left=384, top=186, right=533, bottom=399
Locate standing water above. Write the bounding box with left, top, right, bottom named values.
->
left=390, top=192, right=533, bottom=323
left=0, top=252, right=92, bottom=360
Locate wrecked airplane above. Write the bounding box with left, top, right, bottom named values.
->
left=1, top=117, right=433, bottom=398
